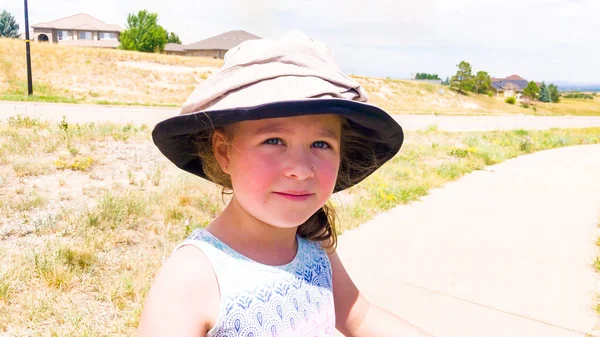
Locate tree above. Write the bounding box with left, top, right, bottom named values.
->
left=166, top=31, right=181, bottom=44
left=474, top=71, right=491, bottom=94
left=120, top=10, right=168, bottom=53
left=0, top=10, right=19, bottom=38
left=415, top=73, right=440, bottom=80
left=523, top=81, right=540, bottom=101
left=450, top=61, right=474, bottom=94
left=539, top=82, right=550, bottom=102
left=442, top=76, right=450, bottom=85
left=548, top=84, right=560, bottom=103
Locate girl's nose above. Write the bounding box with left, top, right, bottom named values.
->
left=282, top=148, right=315, bottom=180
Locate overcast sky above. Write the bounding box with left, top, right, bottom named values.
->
left=2, top=0, right=598, bottom=83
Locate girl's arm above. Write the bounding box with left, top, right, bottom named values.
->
left=329, top=251, right=435, bottom=337
left=137, top=245, right=220, bottom=337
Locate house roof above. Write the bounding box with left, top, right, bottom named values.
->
left=506, top=74, right=526, bottom=80
left=165, top=43, right=186, bottom=52
left=184, top=30, right=261, bottom=50
left=491, top=79, right=529, bottom=91
left=32, top=13, right=124, bottom=32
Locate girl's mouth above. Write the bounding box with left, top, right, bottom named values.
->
left=274, top=192, right=314, bottom=201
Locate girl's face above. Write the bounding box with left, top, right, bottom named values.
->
left=215, top=114, right=341, bottom=229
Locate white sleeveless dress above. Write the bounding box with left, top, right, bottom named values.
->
left=175, top=228, right=336, bottom=337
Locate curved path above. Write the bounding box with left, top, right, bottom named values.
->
left=337, top=144, right=600, bottom=337
left=2, top=101, right=600, bottom=132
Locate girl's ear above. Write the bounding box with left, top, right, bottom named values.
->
left=212, top=129, right=231, bottom=174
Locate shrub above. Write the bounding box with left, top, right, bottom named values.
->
left=562, top=92, right=594, bottom=100
left=505, top=97, right=516, bottom=105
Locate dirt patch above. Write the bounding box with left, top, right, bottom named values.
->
left=117, top=61, right=219, bottom=75
left=0, top=139, right=178, bottom=239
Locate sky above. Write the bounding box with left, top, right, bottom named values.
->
left=2, top=0, right=599, bottom=84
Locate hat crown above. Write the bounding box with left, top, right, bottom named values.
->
left=180, top=31, right=367, bottom=115
left=222, top=31, right=337, bottom=70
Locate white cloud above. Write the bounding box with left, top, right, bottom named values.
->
left=1, top=0, right=598, bottom=82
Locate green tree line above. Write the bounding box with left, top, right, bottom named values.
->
left=447, top=60, right=560, bottom=103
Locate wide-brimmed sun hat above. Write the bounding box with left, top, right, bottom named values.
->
left=152, top=31, right=403, bottom=192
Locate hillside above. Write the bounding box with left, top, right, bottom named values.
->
left=1, top=38, right=599, bottom=116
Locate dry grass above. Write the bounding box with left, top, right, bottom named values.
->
left=1, top=117, right=600, bottom=335
left=354, top=76, right=600, bottom=116
left=0, top=38, right=222, bottom=105
left=536, top=96, right=600, bottom=116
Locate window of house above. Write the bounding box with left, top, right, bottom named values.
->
left=57, top=30, right=70, bottom=41
left=99, top=32, right=116, bottom=40
left=79, top=31, right=93, bottom=40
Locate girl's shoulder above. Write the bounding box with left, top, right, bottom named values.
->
left=137, top=239, right=220, bottom=335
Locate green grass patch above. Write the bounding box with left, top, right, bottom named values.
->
left=97, top=191, right=150, bottom=229
left=32, top=242, right=96, bottom=290
left=1, top=81, right=84, bottom=104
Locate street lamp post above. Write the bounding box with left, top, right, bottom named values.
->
left=24, top=0, right=33, bottom=95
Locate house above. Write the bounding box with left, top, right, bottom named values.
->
left=165, top=30, right=261, bottom=59
left=30, top=13, right=123, bottom=48
left=490, top=74, right=530, bottom=98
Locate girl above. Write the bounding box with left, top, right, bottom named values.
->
left=138, top=31, right=435, bottom=337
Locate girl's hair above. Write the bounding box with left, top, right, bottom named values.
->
left=196, top=117, right=377, bottom=251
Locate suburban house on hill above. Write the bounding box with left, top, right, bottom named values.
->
left=490, top=75, right=536, bottom=98
left=30, top=13, right=123, bottom=48
left=165, top=30, right=261, bottom=59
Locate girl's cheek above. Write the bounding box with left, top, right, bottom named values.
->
left=233, top=149, right=278, bottom=185
left=317, top=160, right=340, bottom=191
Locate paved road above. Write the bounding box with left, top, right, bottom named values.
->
left=2, top=101, right=600, bottom=132
left=337, top=144, right=600, bottom=337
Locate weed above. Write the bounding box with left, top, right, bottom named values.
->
left=54, top=157, right=94, bottom=171
left=436, top=162, right=465, bottom=180
left=11, top=192, right=47, bottom=212
left=12, top=160, right=54, bottom=177
left=448, top=147, right=477, bottom=158
left=0, top=271, right=12, bottom=302
left=7, top=114, right=45, bottom=128
left=424, top=124, right=439, bottom=133
left=128, top=170, right=135, bottom=185
left=58, top=246, right=96, bottom=271
left=31, top=243, right=95, bottom=291
left=520, top=136, right=533, bottom=153
left=99, top=192, right=148, bottom=229
left=151, top=166, right=162, bottom=186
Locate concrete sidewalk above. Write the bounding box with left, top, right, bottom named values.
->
left=2, top=101, right=600, bottom=132
left=337, top=145, right=600, bottom=337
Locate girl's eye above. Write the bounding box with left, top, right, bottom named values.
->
left=312, top=141, right=331, bottom=149
left=264, top=138, right=283, bottom=145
